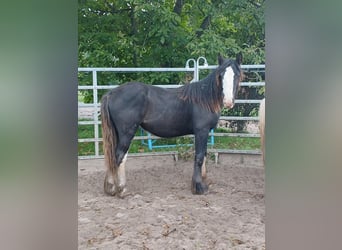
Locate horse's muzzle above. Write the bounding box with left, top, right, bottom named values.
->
left=223, top=99, right=234, bottom=109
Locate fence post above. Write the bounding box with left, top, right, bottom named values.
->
left=197, top=57, right=208, bottom=68
left=185, top=58, right=197, bottom=82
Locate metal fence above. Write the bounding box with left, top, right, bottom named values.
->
left=78, top=57, right=265, bottom=159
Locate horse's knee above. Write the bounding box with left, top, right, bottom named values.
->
left=195, top=153, right=205, bottom=166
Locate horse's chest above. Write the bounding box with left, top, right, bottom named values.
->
left=193, top=111, right=220, bottom=128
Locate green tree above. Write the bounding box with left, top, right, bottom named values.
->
left=78, top=0, right=265, bottom=104
left=79, top=0, right=264, bottom=66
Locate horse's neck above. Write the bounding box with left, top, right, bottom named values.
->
left=193, top=71, right=216, bottom=87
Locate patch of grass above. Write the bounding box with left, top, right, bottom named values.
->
left=214, top=127, right=234, bottom=133
left=212, top=136, right=260, bottom=150
left=78, top=91, right=85, bottom=103
left=78, top=124, right=94, bottom=138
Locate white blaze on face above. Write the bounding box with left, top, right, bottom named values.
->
left=222, top=66, right=235, bottom=108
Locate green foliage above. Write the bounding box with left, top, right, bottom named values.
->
left=78, top=0, right=265, bottom=83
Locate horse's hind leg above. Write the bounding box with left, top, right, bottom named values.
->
left=104, top=170, right=117, bottom=196
left=114, top=127, right=138, bottom=197
left=116, top=152, right=128, bottom=198
left=103, top=125, right=137, bottom=197
left=104, top=148, right=131, bottom=197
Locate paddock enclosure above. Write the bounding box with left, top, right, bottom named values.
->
left=78, top=58, right=265, bottom=249
left=78, top=154, right=265, bottom=249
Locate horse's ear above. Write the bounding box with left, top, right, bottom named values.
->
left=236, top=52, right=243, bottom=65
left=218, top=54, right=224, bottom=65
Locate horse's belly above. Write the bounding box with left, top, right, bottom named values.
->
left=140, top=98, right=193, bottom=137
left=141, top=117, right=193, bottom=138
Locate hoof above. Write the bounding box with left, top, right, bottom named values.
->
left=104, top=179, right=117, bottom=196
left=191, top=181, right=208, bottom=195
left=117, top=185, right=128, bottom=199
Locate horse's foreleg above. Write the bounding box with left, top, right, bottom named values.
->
left=192, top=132, right=209, bottom=194
left=192, top=153, right=208, bottom=194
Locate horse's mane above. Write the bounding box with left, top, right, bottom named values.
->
left=177, top=60, right=237, bottom=113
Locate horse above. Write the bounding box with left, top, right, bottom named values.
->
left=100, top=53, right=243, bottom=197
left=259, top=98, right=265, bottom=166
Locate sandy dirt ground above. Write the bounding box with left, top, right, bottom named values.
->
left=78, top=154, right=265, bottom=249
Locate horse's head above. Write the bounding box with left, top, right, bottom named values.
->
left=217, top=53, right=243, bottom=109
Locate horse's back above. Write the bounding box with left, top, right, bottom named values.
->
left=104, top=82, right=181, bottom=120
left=107, top=82, right=148, bottom=102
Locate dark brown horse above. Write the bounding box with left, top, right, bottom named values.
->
left=101, top=54, right=243, bottom=197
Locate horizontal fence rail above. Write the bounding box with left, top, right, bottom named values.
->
left=78, top=58, right=265, bottom=159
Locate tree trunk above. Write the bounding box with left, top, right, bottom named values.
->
left=196, top=15, right=211, bottom=37
left=129, top=7, right=138, bottom=66
left=173, top=0, right=184, bottom=15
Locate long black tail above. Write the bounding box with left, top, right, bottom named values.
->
left=101, top=93, right=118, bottom=174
